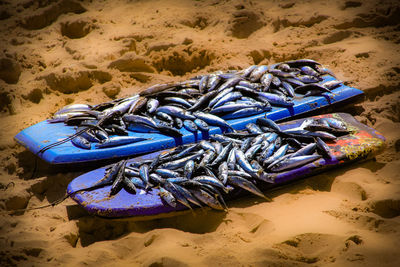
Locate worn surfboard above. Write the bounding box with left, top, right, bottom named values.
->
left=67, top=113, right=385, bottom=218
left=14, top=75, right=363, bottom=164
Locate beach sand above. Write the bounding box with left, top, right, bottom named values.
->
left=0, top=0, right=399, bottom=266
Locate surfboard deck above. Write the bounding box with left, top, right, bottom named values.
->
left=67, top=113, right=385, bottom=218
left=14, top=75, right=363, bottom=164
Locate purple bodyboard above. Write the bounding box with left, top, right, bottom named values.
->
left=67, top=113, right=385, bottom=218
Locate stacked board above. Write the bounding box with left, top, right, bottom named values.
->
left=67, top=113, right=385, bottom=218
left=14, top=75, right=363, bottom=164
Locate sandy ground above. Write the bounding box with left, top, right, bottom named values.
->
left=0, top=0, right=400, bottom=266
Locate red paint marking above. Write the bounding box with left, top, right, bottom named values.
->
left=327, top=130, right=373, bottom=148
left=325, top=130, right=376, bottom=158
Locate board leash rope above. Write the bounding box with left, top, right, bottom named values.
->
left=1, top=181, right=115, bottom=215
left=28, top=111, right=122, bottom=179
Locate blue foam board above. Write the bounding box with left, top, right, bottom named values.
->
left=14, top=75, right=363, bottom=164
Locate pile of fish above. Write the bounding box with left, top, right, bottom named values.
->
left=87, top=115, right=349, bottom=210
left=49, top=59, right=343, bottom=150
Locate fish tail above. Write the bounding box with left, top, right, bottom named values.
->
left=263, top=194, right=273, bottom=202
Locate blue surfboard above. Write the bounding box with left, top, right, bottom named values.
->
left=67, top=113, right=385, bottom=218
left=15, top=75, right=363, bottom=164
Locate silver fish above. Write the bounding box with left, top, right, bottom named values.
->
left=71, top=135, right=91, bottom=150
left=146, top=98, right=159, bottom=113
left=249, top=65, right=269, bottom=82
left=156, top=105, right=196, bottom=120
left=158, top=187, right=177, bottom=208
left=190, top=189, right=225, bottom=210
left=95, top=136, right=149, bottom=148
left=228, top=176, right=270, bottom=201
left=270, top=154, right=322, bottom=172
